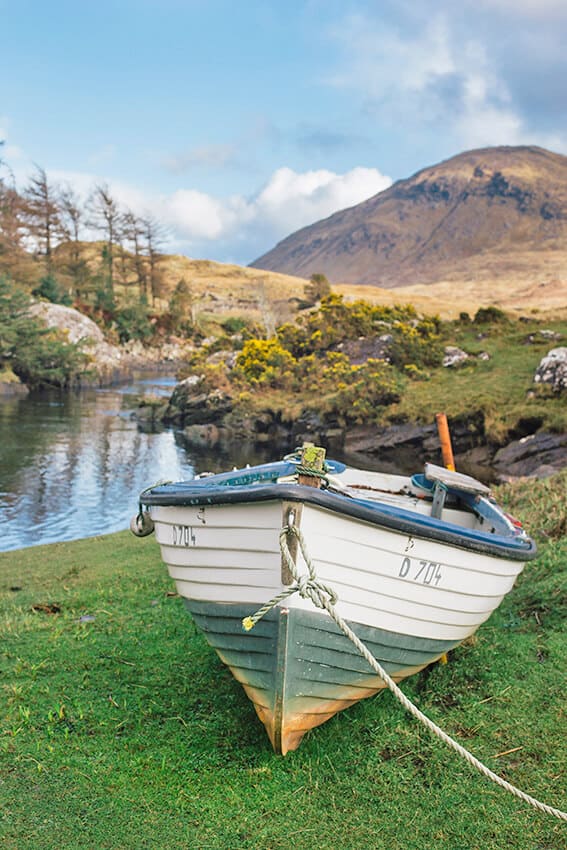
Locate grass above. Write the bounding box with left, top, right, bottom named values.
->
left=227, top=315, right=567, bottom=440
left=382, top=316, right=567, bottom=439
left=0, top=474, right=565, bottom=849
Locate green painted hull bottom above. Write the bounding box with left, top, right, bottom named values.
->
left=184, top=599, right=458, bottom=754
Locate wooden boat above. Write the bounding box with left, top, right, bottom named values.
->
left=132, top=448, right=537, bottom=754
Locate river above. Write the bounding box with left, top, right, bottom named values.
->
left=0, top=374, right=276, bottom=553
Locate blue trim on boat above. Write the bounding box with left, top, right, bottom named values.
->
left=140, top=463, right=537, bottom=562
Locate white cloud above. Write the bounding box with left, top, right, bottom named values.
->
left=165, top=189, right=229, bottom=240
left=157, top=165, right=391, bottom=260
left=22, top=161, right=390, bottom=263
left=327, top=9, right=567, bottom=156
left=252, top=166, right=391, bottom=233
left=328, top=14, right=455, bottom=105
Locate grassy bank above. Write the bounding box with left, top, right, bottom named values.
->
left=1, top=474, right=565, bottom=849
left=202, top=303, right=567, bottom=442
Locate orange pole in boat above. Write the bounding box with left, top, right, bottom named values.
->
left=436, top=412, right=454, bottom=663
left=436, top=412, right=455, bottom=471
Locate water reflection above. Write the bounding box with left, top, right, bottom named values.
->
left=0, top=374, right=270, bottom=553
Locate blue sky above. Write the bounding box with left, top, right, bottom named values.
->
left=2, top=0, right=567, bottom=264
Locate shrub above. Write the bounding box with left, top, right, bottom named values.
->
left=0, top=276, right=88, bottom=387
left=232, top=339, right=297, bottom=388
left=277, top=295, right=420, bottom=358
left=304, top=273, right=331, bottom=305
left=329, top=359, right=404, bottom=423
left=474, top=306, right=509, bottom=325
left=388, top=317, right=444, bottom=368
left=32, top=273, right=73, bottom=306
left=222, top=316, right=249, bottom=335
left=113, top=302, right=154, bottom=344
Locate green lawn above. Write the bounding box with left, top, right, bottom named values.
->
left=0, top=474, right=565, bottom=849
left=386, top=318, right=567, bottom=439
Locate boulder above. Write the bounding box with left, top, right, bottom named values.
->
left=336, top=335, right=393, bottom=365
left=493, top=431, right=567, bottom=479
left=163, top=377, right=233, bottom=426
left=443, top=346, right=469, bottom=367
left=28, top=302, right=186, bottom=386
left=534, top=347, right=567, bottom=392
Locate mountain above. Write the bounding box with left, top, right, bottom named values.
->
left=250, top=146, right=567, bottom=295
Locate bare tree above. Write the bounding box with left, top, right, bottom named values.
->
left=141, top=214, right=167, bottom=306
left=256, top=280, right=277, bottom=338
left=87, top=183, right=121, bottom=294
left=59, top=185, right=83, bottom=244
left=59, top=185, right=90, bottom=298
left=122, top=209, right=148, bottom=299
left=0, top=144, right=30, bottom=280
left=23, top=165, right=62, bottom=271
left=0, top=182, right=28, bottom=278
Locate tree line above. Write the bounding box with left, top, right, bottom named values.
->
left=0, top=146, right=168, bottom=310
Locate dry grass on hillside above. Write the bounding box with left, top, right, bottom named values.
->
left=69, top=242, right=567, bottom=323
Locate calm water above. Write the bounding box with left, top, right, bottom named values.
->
left=0, top=374, right=273, bottom=553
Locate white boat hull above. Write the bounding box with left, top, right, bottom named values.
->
left=149, top=494, right=528, bottom=752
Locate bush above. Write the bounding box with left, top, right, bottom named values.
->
left=32, top=273, right=72, bottom=306
left=304, top=273, right=331, bottom=305
left=222, top=316, right=249, bottom=335
left=329, top=359, right=404, bottom=423
left=474, top=306, right=509, bottom=325
left=388, top=317, right=444, bottom=368
left=0, top=276, right=88, bottom=387
left=113, top=302, right=154, bottom=344
left=232, top=339, right=297, bottom=389
left=277, top=295, right=419, bottom=358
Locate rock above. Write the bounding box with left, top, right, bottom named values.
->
left=523, top=330, right=563, bottom=345
left=343, top=414, right=486, bottom=467
left=0, top=375, right=29, bottom=400
left=206, top=350, right=238, bottom=368
left=337, top=335, right=393, bottom=365
left=29, top=301, right=106, bottom=346
left=443, top=346, right=469, bottom=367
left=28, top=301, right=185, bottom=386
left=29, top=301, right=127, bottom=384
left=134, top=395, right=168, bottom=424
left=534, top=347, right=567, bottom=392
left=493, top=431, right=567, bottom=479
left=477, top=351, right=491, bottom=361
left=182, top=423, right=222, bottom=448
left=163, top=378, right=234, bottom=426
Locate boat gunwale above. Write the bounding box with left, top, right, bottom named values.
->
left=142, top=481, right=537, bottom=562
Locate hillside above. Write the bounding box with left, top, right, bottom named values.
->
left=250, top=146, right=567, bottom=310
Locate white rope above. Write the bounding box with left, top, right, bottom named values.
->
left=247, top=525, right=567, bottom=823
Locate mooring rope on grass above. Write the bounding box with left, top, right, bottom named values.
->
left=243, top=524, right=567, bottom=823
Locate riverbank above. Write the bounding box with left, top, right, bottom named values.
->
left=149, top=301, right=567, bottom=482
left=1, top=473, right=565, bottom=849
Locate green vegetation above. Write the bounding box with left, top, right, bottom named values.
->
left=0, top=277, right=88, bottom=388
left=388, top=315, right=567, bottom=441
left=31, top=273, right=73, bottom=306
left=304, top=272, right=332, bottom=306
left=228, top=296, right=443, bottom=425
left=180, top=293, right=566, bottom=436
left=0, top=473, right=565, bottom=849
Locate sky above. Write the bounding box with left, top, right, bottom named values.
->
left=1, top=0, right=567, bottom=265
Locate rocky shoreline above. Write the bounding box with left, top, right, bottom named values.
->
left=0, top=301, right=188, bottom=394
left=134, top=375, right=567, bottom=482
left=6, top=301, right=566, bottom=482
